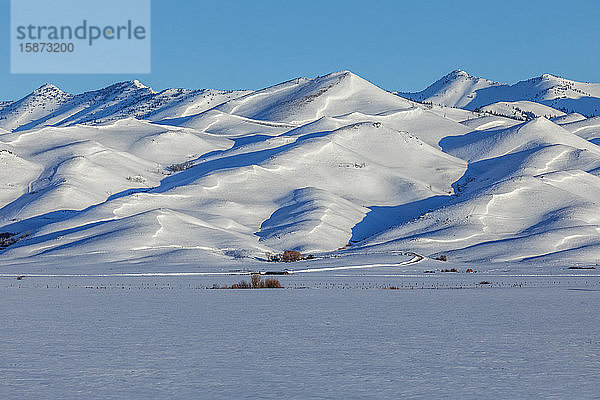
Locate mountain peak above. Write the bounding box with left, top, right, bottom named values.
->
left=312, top=70, right=373, bottom=89
left=33, top=83, right=66, bottom=95
left=119, top=79, right=152, bottom=91
left=540, top=73, right=563, bottom=81
left=398, top=69, right=504, bottom=109
left=450, top=69, right=470, bottom=77
left=322, top=70, right=356, bottom=79
left=37, top=83, right=58, bottom=90
left=130, top=79, right=149, bottom=89
left=100, top=80, right=155, bottom=94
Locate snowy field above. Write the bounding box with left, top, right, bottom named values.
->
left=2, top=272, right=599, bottom=399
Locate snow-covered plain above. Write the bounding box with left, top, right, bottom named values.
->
left=2, top=273, right=599, bottom=399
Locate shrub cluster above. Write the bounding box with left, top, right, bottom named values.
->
left=213, top=275, right=283, bottom=289
left=267, top=250, right=314, bottom=262
left=282, top=250, right=302, bottom=262
left=167, top=161, right=193, bottom=173
left=0, top=232, right=30, bottom=249
left=440, top=268, right=458, bottom=273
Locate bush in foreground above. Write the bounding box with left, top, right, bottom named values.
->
left=231, top=281, right=252, bottom=289
left=262, top=278, right=283, bottom=288
left=213, top=275, right=283, bottom=289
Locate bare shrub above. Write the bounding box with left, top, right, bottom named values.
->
left=266, top=252, right=282, bottom=262
left=211, top=284, right=227, bottom=289
left=267, top=251, right=314, bottom=262
left=214, top=276, right=283, bottom=289
left=251, top=274, right=262, bottom=288
left=441, top=268, right=457, bottom=273
left=223, top=249, right=249, bottom=259
left=167, top=161, right=193, bottom=173
left=282, top=250, right=302, bottom=262
left=0, top=232, right=30, bottom=249
left=263, top=278, right=283, bottom=288
left=434, top=254, right=447, bottom=261
left=126, top=176, right=145, bottom=183
left=231, top=280, right=252, bottom=289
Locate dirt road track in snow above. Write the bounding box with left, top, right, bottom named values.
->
left=0, top=253, right=424, bottom=278
left=291, top=253, right=423, bottom=273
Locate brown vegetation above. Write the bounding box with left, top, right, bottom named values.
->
left=262, top=278, right=283, bottom=288
left=266, top=250, right=314, bottom=262
left=282, top=250, right=302, bottom=262
left=212, top=275, right=283, bottom=289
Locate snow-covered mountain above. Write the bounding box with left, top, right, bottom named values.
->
left=0, top=81, right=250, bottom=132
left=397, top=69, right=503, bottom=109
left=401, top=70, right=600, bottom=117
left=2, top=70, right=600, bottom=269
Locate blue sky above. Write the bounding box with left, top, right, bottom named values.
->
left=1, top=0, right=599, bottom=100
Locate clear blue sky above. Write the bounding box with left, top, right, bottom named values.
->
left=1, top=0, right=599, bottom=100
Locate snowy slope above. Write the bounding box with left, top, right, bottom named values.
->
left=480, top=101, right=565, bottom=120
left=559, top=116, right=600, bottom=148
left=552, top=113, right=587, bottom=124
left=2, top=70, right=600, bottom=268
left=403, top=71, right=600, bottom=117
left=0, top=84, right=73, bottom=131
left=397, top=70, right=503, bottom=108
left=215, top=71, right=415, bottom=124
left=359, top=117, right=600, bottom=265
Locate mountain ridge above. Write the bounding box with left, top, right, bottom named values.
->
left=401, top=70, right=600, bottom=117
left=2, top=70, right=600, bottom=268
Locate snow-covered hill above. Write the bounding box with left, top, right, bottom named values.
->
left=480, top=101, right=565, bottom=120
left=402, top=70, right=600, bottom=117
left=0, top=81, right=250, bottom=132
left=397, top=69, right=503, bottom=109
left=2, top=70, right=600, bottom=269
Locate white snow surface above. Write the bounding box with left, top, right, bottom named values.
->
left=2, top=70, right=600, bottom=269
left=480, top=100, right=565, bottom=120
left=2, top=274, right=599, bottom=399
